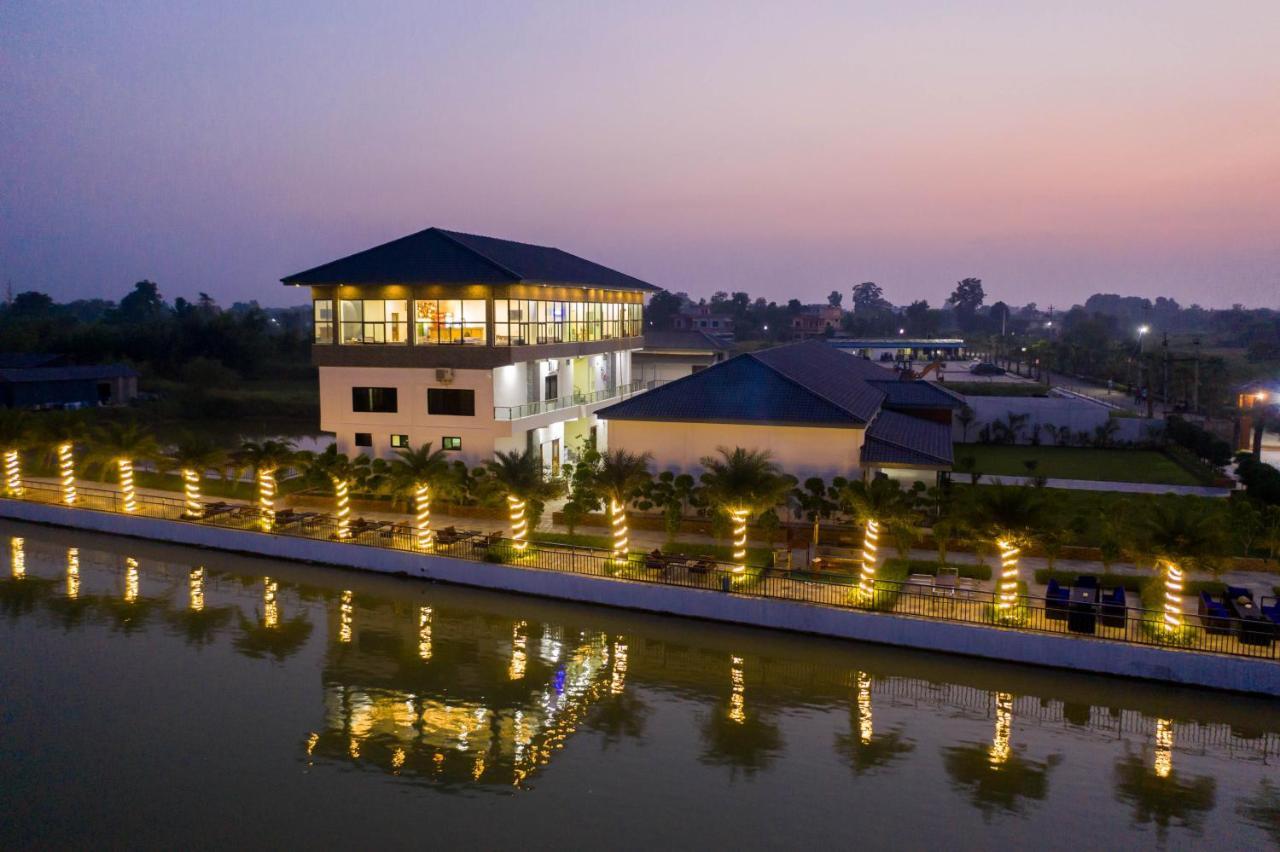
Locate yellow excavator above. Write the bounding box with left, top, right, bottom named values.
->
left=898, top=360, right=946, bottom=380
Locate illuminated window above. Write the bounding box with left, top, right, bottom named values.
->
left=492, top=298, right=642, bottom=346
left=442, top=436, right=462, bottom=451
left=390, top=434, right=409, bottom=448
left=313, top=299, right=334, bottom=344
left=338, top=299, right=409, bottom=344
left=414, top=299, right=486, bottom=345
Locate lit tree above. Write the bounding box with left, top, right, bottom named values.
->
left=841, top=477, right=913, bottom=602
left=588, top=449, right=653, bottom=562
left=1138, top=499, right=1227, bottom=632
left=88, top=420, right=162, bottom=514
left=233, top=439, right=297, bottom=532
left=484, top=449, right=562, bottom=554
left=978, top=484, right=1043, bottom=613
left=697, top=447, right=794, bottom=572
left=387, top=442, right=457, bottom=549
left=0, top=410, right=32, bottom=497
left=297, top=445, right=377, bottom=540
left=167, top=436, right=226, bottom=519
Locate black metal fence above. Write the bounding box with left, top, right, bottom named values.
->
left=5, top=481, right=1277, bottom=661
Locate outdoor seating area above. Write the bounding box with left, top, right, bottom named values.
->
left=1043, top=575, right=1130, bottom=634
left=906, top=567, right=979, bottom=599
left=645, top=548, right=716, bottom=576
left=1201, top=587, right=1276, bottom=647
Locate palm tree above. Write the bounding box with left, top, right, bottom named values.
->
left=35, top=411, right=85, bottom=506
left=167, top=435, right=226, bottom=519
left=0, top=410, right=31, bottom=497
left=88, top=420, right=162, bottom=514
left=386, top=442, right=457, bottom=550
left=233, top=439, right=297, bottom=531
left=978, top=484, right=1044, bottom=612
left=1139, top=499, right=1228, bottom=631
left=590, top=449, right=653, bottom=562
left=484, top=449, right=562, bottom=553
left=697, top=447, right=793, bottom=572
left=841, top=477, right=913, bottom=600
left=297, top=445, right=372, bottom=540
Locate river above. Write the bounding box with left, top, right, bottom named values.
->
left=1, top=519, right=1277, bottom=849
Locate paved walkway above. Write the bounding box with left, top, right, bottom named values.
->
left=954, top=472, right=1232, bottom=497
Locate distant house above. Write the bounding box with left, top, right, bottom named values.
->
left=828, top=337, right=969, bottom=363
left=0, top=355, right=138, bottom=409
left=598, top=339, right=958, bottom=484
left=790, top=304, right=843, bottom=338
left=633, top=330, right=729, bottom=383
left=672, top=304, right=735, bottom=339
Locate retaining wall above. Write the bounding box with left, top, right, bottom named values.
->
left=2, top=497, right=1276, bottom=697
left=956, top=395, right=1160, bottom=445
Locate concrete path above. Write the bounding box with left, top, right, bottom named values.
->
left=954, top=472, right=1231, bottom=497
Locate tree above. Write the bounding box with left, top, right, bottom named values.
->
left=956, top=404, right=976, bottom=443
left=638, top=470, right=699, bottom=544
left=484, top=449, right=562, bottom=553
left=827, top=290, right=843, bottom=308
left=233, top=439, right=297, bottom=531
left=791, top=477, right=840, bottom=548
left=978, top=484, right=1044, bottom=612
left=698, top=447, right=794, bottom=571
left=386, top=442, right=457, bottom=549
left=297, top=445, right=378, bottom=540
left=841, top=477, right=914, bottom=598
left=87, top=420, right=162, bottom=514
left=116, top=280, right=169, bottom=324
left=588, top=449, right=653, bottom=561
left=852, top=282, right=884, bottom=313
left=0, top=410, right=32, bottom=496
left=948, top=278, right=985, bottom=323
left=645, top=290, right=684, bottom=330
left=167, top=435, right=227, bottom=518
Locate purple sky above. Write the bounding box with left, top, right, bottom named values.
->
left=2, top=2, right=1278, bottom=309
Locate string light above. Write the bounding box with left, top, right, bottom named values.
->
left=10, top=536, right=24, bottom=579
left=263, top=577, right=279, bottom=628
left=610, top=498, right=628, bottom=563
left=182, top=469, right=202, bottom=518
left=859, top=519, right=880, bottom=603
left=415, top=483, right=432, bottom=550
left=729, top=507, right=750, bottom=571
left=997, top=538, right=1021, bottom=611
left=333, top=477, right=351, bottom=540
left=258, top=468, right=276, bottom=532
left=1154, top=717, right=1174, bottom=778
left=418, top=605, right=433, bottom=661
left=118, top=458, right=137, bottom=513
left=57, top=442, right=76, bottom=506
left=3, top=449, right=22, bottom=497
left=124, top=557, right=139, bottom=603
left=509, top=620, right=528, bottom=680
left=729, top=655, right=746, bottom=723
left=391, top=747, right=406, bottom=772
left=339, top=589, right=353, bottom=643
left=1161, top=559, right=1184, bottom=631
left=189, top=567, right=205, bottom=612
left=66, top=547, right=79, bottom=599
left=610, top=639, right=628, bottom=695
left=989, top=692, right=1013, bottom=767
left=857, top=671, right=873, bottom=745
left=508, top=495, right=528, bottom=553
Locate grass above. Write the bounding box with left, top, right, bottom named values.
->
left=946, top=382, right=1050, bottom=397
left=955, top=444, right=1202, bottom=485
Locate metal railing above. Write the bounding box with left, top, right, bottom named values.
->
left=4, top=480, right=1278, bottom=661
left=493, top=379, right=666, bottom=421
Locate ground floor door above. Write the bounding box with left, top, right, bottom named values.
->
left=550, top=438, right=560, bottom=477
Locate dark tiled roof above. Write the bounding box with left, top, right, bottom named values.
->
left=860, top=410, right=953, bottom=467
left=281, top=227, right=655, bottom=291
left=868, top=379, right=964, bottom=409
left=640, top=330, right=730, bottom=352
left=752, top=340, right=892, bottom=423
left=0, top=364, right=137, bottom=383
left=0, top=353, right=65, bottom=369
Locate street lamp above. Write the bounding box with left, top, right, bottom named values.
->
left=1138, top=325, right=1150, bottom=337
left=898, top=328, right=905, bottom=335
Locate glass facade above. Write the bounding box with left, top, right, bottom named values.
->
left=339, top=299, right=409, bottom=344
left=414, top=299, right=486, bottom=345
left=493, top=300, right=642, bottom=346
left=314, top=299, right=334, bottom=344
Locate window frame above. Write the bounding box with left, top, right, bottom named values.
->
left=352, top=386, right=399, bottom=413
left=442, top=436, right=462, bottom=451
left=427, top=388, right=476, bottom=416
left=353, top=432, right=373, bottom=448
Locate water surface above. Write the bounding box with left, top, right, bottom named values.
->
left=1, top=520, right=1277, bottom=849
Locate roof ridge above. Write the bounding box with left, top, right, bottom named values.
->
left=748, top=344, right=883, bottom=424
left=867, top=410, right=950, bottom=463
left=431, top=228, right=524, bottom=281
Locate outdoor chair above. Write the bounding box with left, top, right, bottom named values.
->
left=1226, top=585, right=1254, bottom=602
left=1099, top=587, right=1127, bottom=628
left=1045, top=579, right=1070, bottom=620
left=1198, top=591, right=1233, bottom=635
left=645, top=550, right=664, bottom=571
left=932, top=573, right=957, bottom=596
left=1261, top=597, right=1280, bottom=625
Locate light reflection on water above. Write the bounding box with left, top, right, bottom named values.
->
left=1, top=522, right=1279, bottom=848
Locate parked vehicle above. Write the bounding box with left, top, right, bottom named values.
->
left=970, top=362, right=1005, bottom=376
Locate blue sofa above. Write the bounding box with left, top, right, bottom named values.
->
left=1199, top=591, right=1232, bottom=635
left=1100, top=587, right=1127, bottom=628
left=1045, top=579, right=1070, bottom=620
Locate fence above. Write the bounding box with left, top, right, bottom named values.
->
left=5, top=480, right=1277, bottom=661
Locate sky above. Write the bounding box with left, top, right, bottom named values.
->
left=2, top=1, right=1278, bottom=310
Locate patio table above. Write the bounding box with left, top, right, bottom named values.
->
left=1068, top=586, right=1098, bottom=634
left=1228, top=596, right=1274, bottom=646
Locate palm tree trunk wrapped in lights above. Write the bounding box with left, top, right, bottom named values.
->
left=10, top=536, right=24, bottom=578
left=856, top=670, right=873, bottom=745
left=3, top=450, right=22, bottom=497
left=610, top=498, right=629, bottom=563
left=1160, top=559, right=1184, bottom=630
left=189, top=567, right=205, bottom=612
left=181, top=469, right=203, bottom=518
left=263, top=577, right=279, bottom=628
left=415, top=484, right=432, bottom=550
left=332, top=477, right=351, bottom=540
left=989, top=691, right=1013, bottom=767
left=257, top=468, right=276, bottom=531
left=858, top=519, right=880, bottom=602
left=996, top=538, right=1021, bottom=610
left=508, top=494, right=529, bottom=552
left=117, top=458, right=137, bottom=513
left=729, top=507, right=750, bottom=571
left=57, top=442, right=77, bottom=505
left=1154, top=718, right=1174, bottom=778
left=66, top=547, right=79, bottom=599
left=124, top=557, right=139, bottom=603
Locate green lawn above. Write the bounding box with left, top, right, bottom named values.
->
left=946, top=382, right=1049, bottom=397
left=954, top=445, right=1201, bottom=485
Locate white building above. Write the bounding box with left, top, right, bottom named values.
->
left=283, top=227, right=655, bottom=473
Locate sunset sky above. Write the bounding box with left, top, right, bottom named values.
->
left=2, top=2, right=1278, bottom=308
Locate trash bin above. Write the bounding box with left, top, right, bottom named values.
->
left=721, top=576, right=731, bottom=592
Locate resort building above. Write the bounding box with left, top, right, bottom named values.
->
left=632, top=330, right=729, bottom=384
left=283, top=227, right=655, bottom=470
left=598, top=339, right=957, bottom=484
left=828, top=337, right=968, bottom=363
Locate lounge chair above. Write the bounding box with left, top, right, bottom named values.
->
left=1261, top=596, right=1280, bottom=625
left=1198, top=591, right=1232, bottom=635
left=1099, top=587, right=1127, bottom=628
left=1045, top=579, right=1070, bottom=620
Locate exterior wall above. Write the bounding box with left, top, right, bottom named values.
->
left=955, top=395, right=1162, bottom=445
left=607, top=419, right=865, bottom=480
left=633, top=352, right=718, bottom=383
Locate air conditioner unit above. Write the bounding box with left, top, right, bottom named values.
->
left=435, top=368, right=455, bottom=384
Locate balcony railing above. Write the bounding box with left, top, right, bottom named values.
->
left=493, top=379, right=666, bottom=421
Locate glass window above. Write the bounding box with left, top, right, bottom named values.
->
left=352, top=386, right=398, bottom=413
left=390, top=434, right=409, bottom=448
left=442, top=436, right=462, bottom=451
left=336, top=299, right=408, bottom=344
left=339, top=299, right=364, bottom=344
left=415, top=299, right=487, bottom=345
left=313, top=299, right=334, bottom=344
left=354, top=432, right=372, bottom=447
left=427, top=388, right=475, bottom=416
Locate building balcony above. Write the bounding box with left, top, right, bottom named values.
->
left=494, top=379, right=666, bottom=422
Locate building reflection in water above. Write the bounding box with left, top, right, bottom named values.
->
left=10, top=536, right=24, bottom=579
left=65, top=547, right=79, bottom=600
